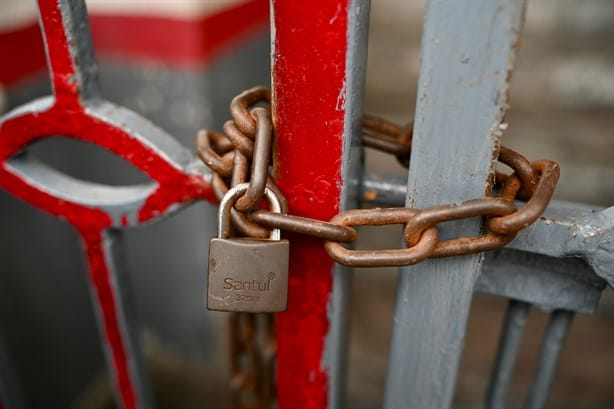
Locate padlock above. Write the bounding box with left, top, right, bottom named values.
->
left=207, top=183, right=289, bottom=312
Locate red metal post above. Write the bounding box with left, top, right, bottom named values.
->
left=272, top=0, right=366, bottom=407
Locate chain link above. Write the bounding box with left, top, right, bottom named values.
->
left=198, top=88, right=279, bottom=409
left=196, top=86, right=560, bottom=406
left=229, top=313, right=276, bottom=409
left=197, top=86, right=559, bottom=267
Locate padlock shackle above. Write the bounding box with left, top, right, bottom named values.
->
left=218, top=183, right=283, bottom=240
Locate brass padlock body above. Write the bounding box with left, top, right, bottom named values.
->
left=208, top=237, right=289, bottom=312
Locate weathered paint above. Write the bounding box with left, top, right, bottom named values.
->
left=0, top=0, right=268, bottom=86
left=383, top=0, right=528, bottom=407
left=478, top=250, right=605, bottom=313
left=0, top=0, right=220, bottom=407
left=323, top=1, right=370, bottom=407
left=361, top=170, right=614, bottom=293
left=271, top=0, right=357, bottom=407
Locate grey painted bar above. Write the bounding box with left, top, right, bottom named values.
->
left=98, top=231, right=154, bottom=408
left=478, top=250, right=605, bottom=313
left=525, top=310, right=575, bottom=409
left=383, top=0, right=527, bottom=407
left=486, top=300, right=530, bottom=409
left=323, top=0, right=371, bottom=407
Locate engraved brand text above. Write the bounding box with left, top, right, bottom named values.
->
left=223, top=273, right=276, bottom=292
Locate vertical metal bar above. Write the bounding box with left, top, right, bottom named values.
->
left=326, top=2, right=370, bottom=407
left=271, top=0, right=369, bottom=407
left=1, top=1, right=217, bottom=408
left=525, top=310, right=574, bottom=409
left=103, top=230, right=154, bottom=409
left=383, top=1, right=527, bottom=407
left=37, top=0, right=99, bottom=102
left=80, top=229, right=154, bottom=409
left=486, top=300, right=531, bottom=409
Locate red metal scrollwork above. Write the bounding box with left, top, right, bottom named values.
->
left=0, top=1, right=218, bottom=407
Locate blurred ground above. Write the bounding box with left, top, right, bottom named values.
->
left=347, top=0, right=614, bottom=408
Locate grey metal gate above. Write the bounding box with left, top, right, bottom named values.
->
left=0, top=0, right=612, bottom=408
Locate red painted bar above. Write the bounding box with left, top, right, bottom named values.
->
left=0, top=0, right=218, bottom=406
left=0, top=70, right=216, bottom=409
left=0, top=0, right=268, bottom=86
left=272, top=0, right=350, bottom=407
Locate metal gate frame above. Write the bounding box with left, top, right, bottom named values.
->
left=1, top=0, right=613, bottom=408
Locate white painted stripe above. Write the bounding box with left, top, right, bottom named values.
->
left=87, top=0, right=247, bottom=18
left=0, top=0, right=37, bottom=32
left=0, top=0, right=249, bottom=32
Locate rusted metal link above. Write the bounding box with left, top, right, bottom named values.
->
left=362, top=113, right=408, bottom=140
left=362, top=113, right=412, bottom=166
left=403, top=198, right=518, bottom=258
left=224, top=120, right=255, bottom=157
left=212, top=173, right=270, bottom=239
left=258, top=313, right=276, bottom=407
left=497, top=146, right=539, bottom=199
left=404, top=198, right=517, bottom=247
left=497, top=173, right=523, bottom=203
left=362, top=130, right=409, bottom=157
left=229, top=312, right=274, bottom=409
left=324, top=208, right=439, bottom=267
left=431, top=231, right=517, bottom=258
left=196, top=90, right=562, bottom=409
left=208, top=128, right=236, bottom=153
left=198, top=90, right=560, bottom=268
left=265, top=179, right=289, bottom=214
left=249, top=210, right=357, bottom=243
left=231, top=150, right=249, bottom=187
left=488, top=160, right=560, bottom=235
left=196, top=130, right=234, bottom=177
left=230, top=86, right=271, bottom=136
left=212, top=174, right=287, bottom=239
left=235, top=108, right=273, bottom=212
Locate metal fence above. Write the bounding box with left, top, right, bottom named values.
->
left=0, top=0, right=612, bottom=408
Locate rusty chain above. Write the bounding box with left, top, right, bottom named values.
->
left=197, top=88, right=279, bottom=409
left=196, top=86, right=560, bottom=407
left=228, top=313, right=276, bottom=409
left=197, top=86, right=560, bottom=266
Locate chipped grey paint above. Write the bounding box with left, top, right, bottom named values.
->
left=323, top=0, right=370, bottom=407
left=362, top=171, right=613, bottom=293
left=510, top=202, right=614, bottom=287
left=383, top=0, right=527, bottom=407
left=478, top=250, right=605, bottom=313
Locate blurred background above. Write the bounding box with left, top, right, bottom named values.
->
left=0, top=0, right=613, bottom=408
